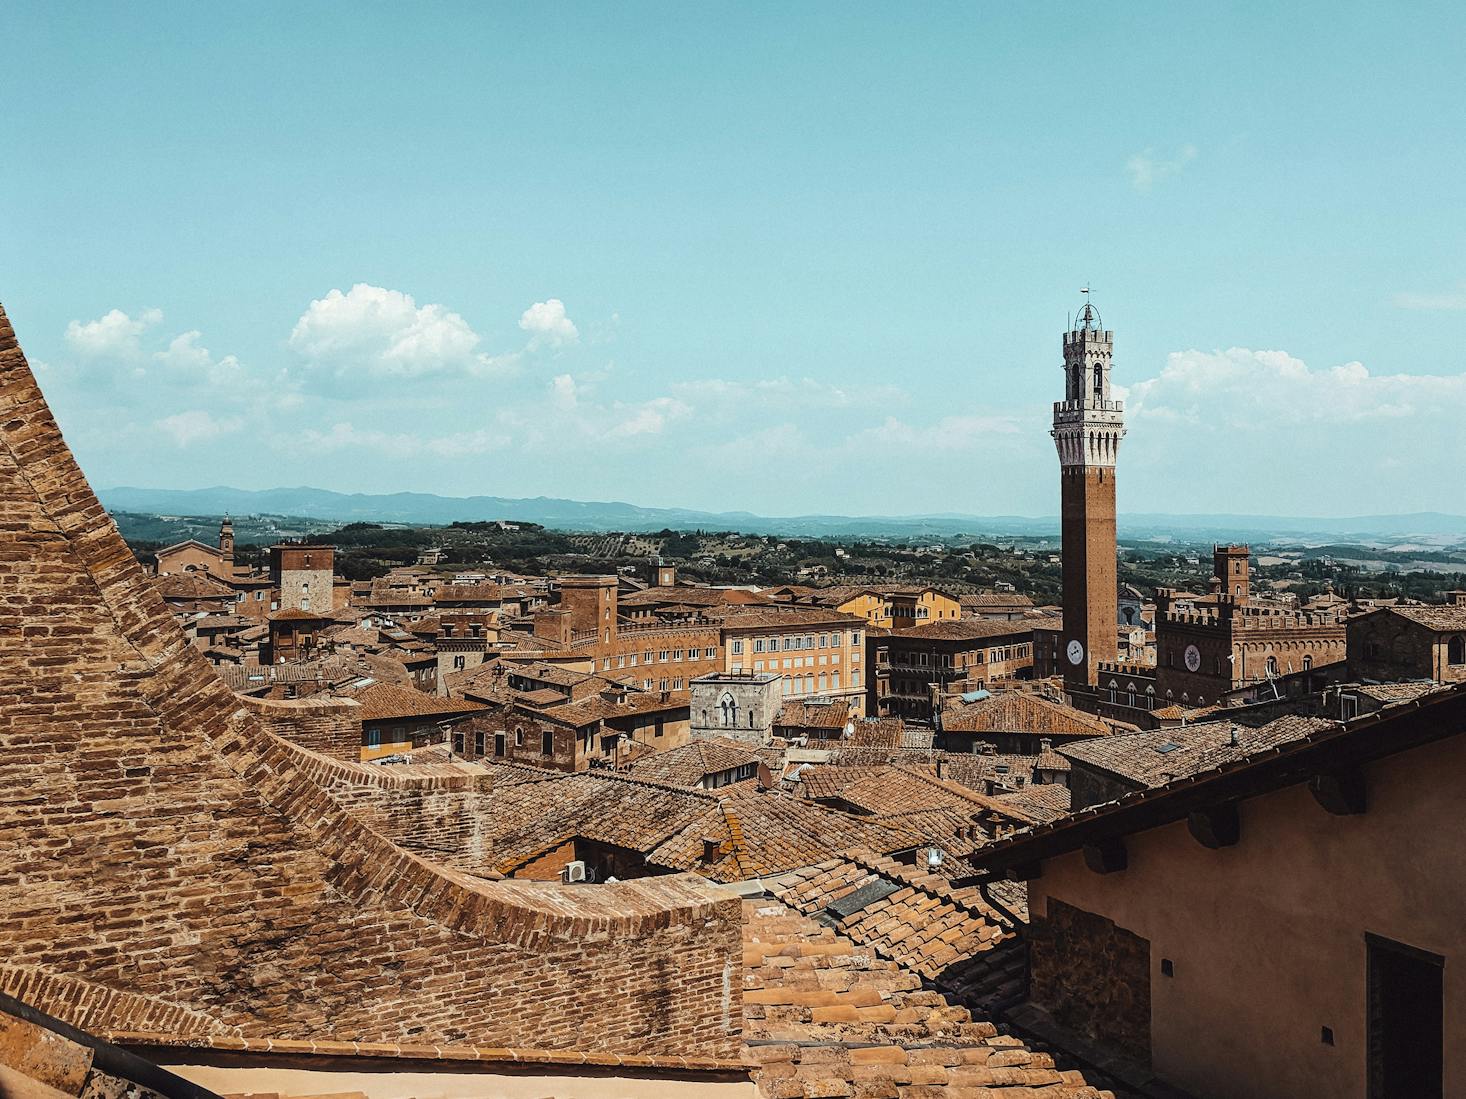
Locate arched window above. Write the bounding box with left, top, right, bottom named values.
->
left=719, top=692, right=737, bottom=727
left=1146, top=685, right=1155, bottom=710
left=1266, top=655, right=1279, bottom=677
left=1093, top=365, right=1103, bottom=400
left=1450, top=636, right=1466, bottom=666
left=1303, top=655, right=1313, bottom=671
left=1108, top=679, right=1118, bottom=703
left=1126, top=684, right=1136, bottom=708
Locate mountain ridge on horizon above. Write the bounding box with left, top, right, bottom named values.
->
left=97, top=484, right=1466, bottom=541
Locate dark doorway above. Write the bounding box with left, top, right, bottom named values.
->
left=1367, top=933, right=1444, bottom=1099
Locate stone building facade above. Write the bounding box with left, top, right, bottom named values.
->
left=689, top=671, right=783, bottom=744
left=270, top=542, right=335, bottom=613
left=1347, top=602, right=1466, bottom=685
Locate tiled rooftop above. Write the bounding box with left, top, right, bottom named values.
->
left=1060, top=714, right=1333, bottom=788
left=741, top=898, right=1114, bottom=1098
left=627, top=737, right=764, bottom=787
left=942, top=691, right=1113, bottom=738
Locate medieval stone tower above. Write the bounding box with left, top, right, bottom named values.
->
left=1052, top=297, right=1125, bottom=692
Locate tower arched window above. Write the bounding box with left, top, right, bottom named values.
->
left=1093, top=365, right=1103, bottom=401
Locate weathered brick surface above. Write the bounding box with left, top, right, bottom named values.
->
left=239, top=694, right=362, bottom=759
left=0, top=303, right=741, bottom=1057
left=1029, top=897, right=1150, bottom=1065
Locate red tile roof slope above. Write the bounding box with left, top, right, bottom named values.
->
left=741, top=898, right=1114, bottom=1097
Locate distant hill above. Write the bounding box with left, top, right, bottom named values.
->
left=97, top=485, right=1466, bottom=542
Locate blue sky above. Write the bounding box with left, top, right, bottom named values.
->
left=3, top=3, right=1465, bottom=518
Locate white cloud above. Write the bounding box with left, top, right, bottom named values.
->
left=854, top=413, right=1024, bottom=451
left=673, top=376, right=904, bottom=411
left=65, top=308, right=163, bottom=360
left=550, top=372, right=579, bottom=407
left=519, top=298, right=579, bottom=349
left=1125, top=144, right=1197, bottom=192
left=154, top=331, right=244, bottom=387
left=154, top=410, right=243, bottom=447
left=285, top=421, right=511, bottom=458
left=289, top=284, right=506, bottom=378
left=1393, top=283, right=1466, bottom=311
left=1127, top=348, right=1466, bottom=428
left=605, top=397, right=691, bottom=438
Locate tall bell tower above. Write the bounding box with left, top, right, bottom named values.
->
left=1052, top=295, right=1125, bottom=694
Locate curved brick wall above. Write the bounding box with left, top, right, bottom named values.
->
left=0, top=303, right=740, bottom=1056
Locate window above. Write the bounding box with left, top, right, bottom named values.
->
left=454, top=729, right=466, bottom=755
left=542, top=730, right=554, bottom=756
left=255, top=591, right=263, bottom=601
left=1303, top=655, right=1313, bottom=671
left=658, top=650, right=669, bottom=662
left=660, top=678, right=669, bottom=691
left=705, top=647, right=716, bottom=658
left=494, top=732, right=505, bottom=757
left=851, top=631, right=862, bottom=645
left=819, top=634, right=827, bottom=648
left=1450, top=636, right=1466, bottom=666
left=643, top=651, right=653, bottom=664
left=731, top=640, right=744, bottom=655
left=1266, top=655, right=1279, bottom=677
left=514, top=727, right=524, bottom=746
left=366, top=727, right=381, bottom=748
left=453, top=655, right=466, bottom=670
left=754, top=661, right=764, bottom=672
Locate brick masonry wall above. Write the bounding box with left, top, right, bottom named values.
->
left=0, top=304, right=741, bottom=1058
left=1029, top=896, right=1151, bottom=1064
left=239, top=695, right=362, bottom=760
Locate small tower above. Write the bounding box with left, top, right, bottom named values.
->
left=1051, top=295, right=1126, bottom=693
left=1213, top=544, right=1250, bottom=602
left=218, top=516, right=235, bottom=575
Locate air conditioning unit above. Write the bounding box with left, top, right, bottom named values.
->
left=562, top=860, right=587, bottom=883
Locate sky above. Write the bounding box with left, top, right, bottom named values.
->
left=2, top=2, right=1465, bottom=519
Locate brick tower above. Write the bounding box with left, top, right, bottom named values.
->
left=1052, top=296, right=1125, bottom=693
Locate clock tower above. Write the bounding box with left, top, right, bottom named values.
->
left=1052, top=296, right=1125, bottom=694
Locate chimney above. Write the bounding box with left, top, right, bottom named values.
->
left=1039, top=737, right=1053, bottom=752
left=701, top=837, right=720, bottom=861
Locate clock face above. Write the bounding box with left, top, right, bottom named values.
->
left=1184, top=644, right=1202, bottom=673
left=1066, top=639, right=1085, bottom=666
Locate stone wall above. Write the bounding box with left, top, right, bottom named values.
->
left=0, top=303, right=741, bottom=1059
left=1029, top=897, right=1151, bottom=1064
left=239, top=695, right=361, bottom=760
